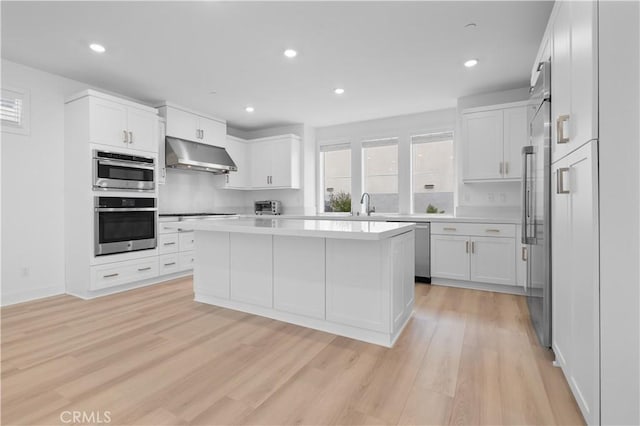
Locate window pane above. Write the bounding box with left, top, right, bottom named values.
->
left=322, top=148, right=351, bottom=212
left=412, top=137, right=454, bottom=214
left=363, top=140, right=398, bottom=213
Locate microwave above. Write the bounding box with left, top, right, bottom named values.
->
left=93, top=150, right=155, bottom=192
left=255, top=200, right=282, bottom=215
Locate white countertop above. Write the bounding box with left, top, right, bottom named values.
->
left=263, top=213, right=521, bottom=225
left=164, top=217, right=416, bottom=240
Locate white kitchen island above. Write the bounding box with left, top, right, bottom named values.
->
left=166, top=218, right=415, bottom=347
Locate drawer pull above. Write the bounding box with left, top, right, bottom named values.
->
left=163, top=262, right=176, bottom=267
left=163, top=242, right=176, bottom=246
left=138, top=267, right=152, bottom=272
left=443, top=227, right=457, bottom=231
left=103, top=273, right=119, bottom=278
left=486, top=229, right=501, bottom=233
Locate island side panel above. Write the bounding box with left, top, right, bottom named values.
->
left=326, top=239, right=390, bottom=333
left=273, top=236, right=326, bottom=320
left=193, top=231, right=230, bottom=299
left=390, top=230, right=415, bottom=335
left=230, top=233, right=273, bottom=308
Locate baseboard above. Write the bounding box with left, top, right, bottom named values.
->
left=73, top=271, right=193, bottom=300
left=1, top=285, right=64, bottom=306
left=431, top=278, right=526, bottom=295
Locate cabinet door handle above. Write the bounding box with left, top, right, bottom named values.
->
left=201, top=129, right=204, bottom=139
left=465, top=241, right=469, bottom=253
left=486, top=229, right=500, bottom=233
left=138, top=267, right=151, bottom=272
left=226, top=174, right=229, bottom=184
left=443, top=227, right=457, bottom=231
left=557, top=115, right=570, bottom=144
left=163, top=262, right=176, bottom=267
left=499, top=162, right=504, bottom=175
left=556, top=167, right=570, bottom=194
left=471, top=241, right=475, bottom=254
left=163, top=242, right=176, bottom=246
left=123, top=130, right=128, bottom=144
left=522, top=246, right=528, bottom=261
left=504, top=162, right=509, bottom=175
left=128, top=131, right=133, bottom=144
left=104, top=273, right=119, bottom=278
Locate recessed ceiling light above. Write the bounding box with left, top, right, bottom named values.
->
left=334, top=88, right=345, bottom=95
left=284, top=49, right=297, bottom=58
left=245, top=106, right=255, bottom=113
left=464, top=59, right=478, bottom=68
left=89, top=43, right=106, bottom=53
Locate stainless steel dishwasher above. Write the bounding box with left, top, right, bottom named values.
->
left=387, top=221, right=431, bottom=283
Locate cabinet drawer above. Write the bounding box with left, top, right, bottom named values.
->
left=179, top=231, right=195, bottom=252
left=431, top=222, right=515, bottom=238
left=91, top=257, right=158, bottom=291
left=158, top=220, right=180, bottom=234
left=159, top=253, right=180, bottom=275
left=159, top=234, right=179, bottom=254
left=179, top=251, right=195, bottom=270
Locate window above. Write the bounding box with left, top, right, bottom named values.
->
left=320, top=144, right=351, bottom=212
left=363, top=138, right=398, bottom=213
left=1, top=87, right=29, bottom=135
left=412, top=132, right=454, bottom=214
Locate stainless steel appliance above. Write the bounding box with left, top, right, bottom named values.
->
left=255, top=200, right=282, bottom=215
left=165, top=136, right=237, bottom=174
left=93, top=150, right=155, bottom=191
left=522, top=61, right=552, bottom=347
left=94, top=196, right=157, bottom=256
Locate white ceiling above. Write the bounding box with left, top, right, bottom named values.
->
left=1, top=1, right=552, bottom=130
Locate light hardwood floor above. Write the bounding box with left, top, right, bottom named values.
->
left=1, top=278, right=584, bottom=426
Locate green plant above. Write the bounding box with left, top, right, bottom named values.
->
left=426, top=204, right=445, bottom=214
left=329, top=191, right=352, bottom=212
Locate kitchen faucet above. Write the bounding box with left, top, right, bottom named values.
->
left=360, top=192, right=375, bottom=216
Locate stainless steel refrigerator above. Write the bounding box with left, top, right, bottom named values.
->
left=522, top=61, right=551, bottom=347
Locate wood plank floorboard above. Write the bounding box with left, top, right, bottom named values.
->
left=1, top=277, right=585, bottom=425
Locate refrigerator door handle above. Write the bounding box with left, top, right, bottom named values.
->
left=521, top=146, right=534, bottom=244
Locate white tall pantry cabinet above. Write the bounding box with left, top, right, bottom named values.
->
left=535, top=1, right=601, bottom=424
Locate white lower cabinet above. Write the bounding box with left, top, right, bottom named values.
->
left=158, top=234, right=179, bottom=254
left=194, top=232, right=229, bottom=299
left=273, top=236, right=325, bottom=319
left=90, top=256, right=158, bottom=291
left=431, top=222, right=517, bottom=286
left=179, top=251, right=195, bottom=270
left=469, top=237, right=516, bottom=285
left=230, top=233, right=273, bottom=307
left=552, top=141, right=599, bottom=425
left=325, top=239, right=390, bottom=333
left=430, top=235, right=470, bottom=280
left=158, top=253, right=180, bottom=275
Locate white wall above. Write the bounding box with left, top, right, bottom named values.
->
left=598, top=2, right=640, bottom=423
left=455, top=87, right=529, bottom=217
left=315, top=109, right=457, bottom=215
left=1, top=60, right=87, bottom=305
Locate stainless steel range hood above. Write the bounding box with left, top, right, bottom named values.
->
left=165, top=136, right=237, bottom=174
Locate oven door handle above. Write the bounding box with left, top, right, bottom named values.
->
left=95, top=207, right=158, bottom=212
left=96, top=158, right=155, bottom=170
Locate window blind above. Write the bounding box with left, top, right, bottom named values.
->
left=411, top=131, right=454, bottom=144
left=319, top=142, right=351, bottom=152
left=362, top=137, right=398, bottom=148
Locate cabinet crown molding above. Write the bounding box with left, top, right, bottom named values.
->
left=156, top=101, right=226, bottom=124
left=65, top=89, right=158, bottom=114
left=462, top=100, right=530, bottom=115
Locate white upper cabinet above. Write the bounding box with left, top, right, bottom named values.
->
left=462, top=103, right=528, bottom=182
left=87, top=92, right=158, bottom=153
left=249, top=134, right=301, bottom=189
left=158, top=104, right=226, bottom=148
left=550, top=0, right=598, bottom=162
left=218, top=136, right=250, bottom=189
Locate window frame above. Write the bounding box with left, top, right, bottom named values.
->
left=1, top=86, right=30, bottom=136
